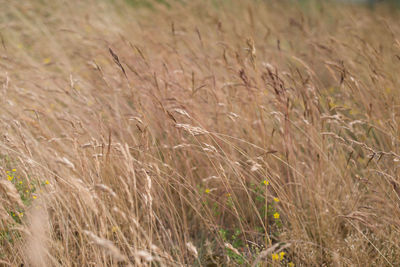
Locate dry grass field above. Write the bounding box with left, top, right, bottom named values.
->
left=1, top=0, right=400, bottom=266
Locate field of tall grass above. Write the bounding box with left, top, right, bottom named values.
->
left=1, top=0, right=400, bottom=266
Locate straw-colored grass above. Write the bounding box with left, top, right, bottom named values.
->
left=1, top=0, right=400, bottom=266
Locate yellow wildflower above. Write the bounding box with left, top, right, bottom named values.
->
left=272, top=253, right=279, bottom=261
left=288, top=262, right=295, bottom=267
left=273, top=212, right=280, bottom=219
left=279, top=251, right=286, bottom=260
left=33, top=195, right=37, bottom=199
left=111, top=226, right=119, bottom=233
left=45, top=180, right=50, bottom=185
left=12, top=169, right=16, bottom=172
left=273, top=197, right=279, bottom=202
left=7, top=176, right=13, bottom=181
left=205, top=188, right=210, bottom=194
left=43, top=58, right=51, bottom=64
left=19, top=181, right=22, bottom=185
left=263, top=180, right=269, bottom=185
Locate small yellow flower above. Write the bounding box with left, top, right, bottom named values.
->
left=279, top=251, right=286, bottom=260
left=272, top=253, right=279, bottom=261
left=288, top=262, right=295, bottom=267
left=7, top=176, right=13, bottom=181
left=111, top=226, right=119, bottom=233
left=25, top=190, right=29, bottom=193
left=273, top=197, right=280, bottom=202
left=43, top=57, right=51, bottom=64
left=12, top=169, right=16, bottom=172
left=6, top=171, right=10, bottom=174
left=18, top=212, right=24, bottom=218
left=45, top=180, right=50, bottom=185
left=263, top=180, right=269, bottom=185
left=19, top=181, right=22, bottom=185
left=205, top=188, right=210, bottom=194
left=273, top=212, right=280, bottom=219
left=32, top=195, right=37, bottom=199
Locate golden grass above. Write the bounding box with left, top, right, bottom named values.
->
left=1, top=0, right=400, bottom=265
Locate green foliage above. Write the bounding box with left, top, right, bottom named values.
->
left=225, top=247, right=245, bottom=265
left=124, top=0, right=171, bottom=8
left=1, top=167, right=50, bottom=245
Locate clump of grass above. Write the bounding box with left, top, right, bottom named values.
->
left=0, top=0, right=400, bottom=265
